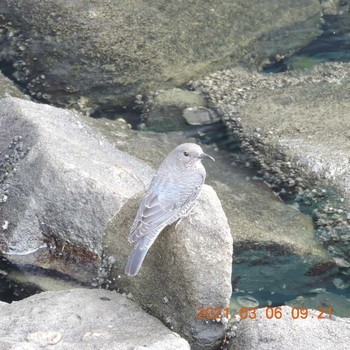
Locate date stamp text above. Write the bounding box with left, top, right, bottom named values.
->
left=197, top=306, right=333, bottom=320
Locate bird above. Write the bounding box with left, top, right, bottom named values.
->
left=125, top=143, right=215, bottom=277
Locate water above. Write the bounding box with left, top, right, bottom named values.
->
left=230, top=243, right=350, bottom=317
left=263, top=14, right=350, bottom=73
left=0, top=256, right=42, bottom=302
left=0, top=254, right=88, bottom=302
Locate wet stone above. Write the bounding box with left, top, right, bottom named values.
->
left=183, top=107, right=220, bottom=125
left=235, top=295, right=259, bottom=308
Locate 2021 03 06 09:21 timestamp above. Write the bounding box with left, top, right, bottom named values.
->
left=197, top=306, right=333, bottom=320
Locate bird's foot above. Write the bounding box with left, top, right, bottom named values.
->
left=175, top=202, right=198, bottom=229
left=175, top=217, right=184, bottom=229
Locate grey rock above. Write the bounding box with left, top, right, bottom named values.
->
left=206, top=151, right=326, bottom=257
left=229, top=306, right=350, bottom=350
left=193, top=62, right=350, bottom=206
left=183, top=107, right=220, bottom=126
left=0, top=97, right=152, bottom=281
left=0, top=0, right=321, bottom=109
left=0, top=288, right=190, bottom=350
left=105, top=185, right=232, bottom=350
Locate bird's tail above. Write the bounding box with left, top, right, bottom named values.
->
left=125, top=238, right=150, bottom=277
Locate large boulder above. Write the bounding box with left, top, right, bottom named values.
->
left=0, top=288, right=190, bottom=350
left=104, top=184, right=232, bottom=350
left=0, top=97, right=153, bottom=281
left=0, top=0, right=321, bottom=110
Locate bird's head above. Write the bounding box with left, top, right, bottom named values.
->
left=172, top=143, right=215, bottom=169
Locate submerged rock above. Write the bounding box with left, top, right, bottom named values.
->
left=286, top=291, right=350, bottom=318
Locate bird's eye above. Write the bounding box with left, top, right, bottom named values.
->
left=183, top=151, right=189, bottom=157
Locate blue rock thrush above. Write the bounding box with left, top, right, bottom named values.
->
left=125, top=143, right=214, bottom=276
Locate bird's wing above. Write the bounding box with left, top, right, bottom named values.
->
left=128, top=170, right=204, bottom=244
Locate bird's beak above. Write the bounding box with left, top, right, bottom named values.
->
left=200, top=152, right=215, bottom=161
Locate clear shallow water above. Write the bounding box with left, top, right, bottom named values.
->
left=0, top=254, right=88, bottom=302
left=0, top=257, right=42, bottom=302
left=263, top=14, right=350, bottom=73
left=230, top=245, right=350, bottom=317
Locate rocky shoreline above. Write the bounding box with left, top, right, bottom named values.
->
left=190, top=62, right=350, bottom=272
left=1, top=0, right=350, bottom=349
